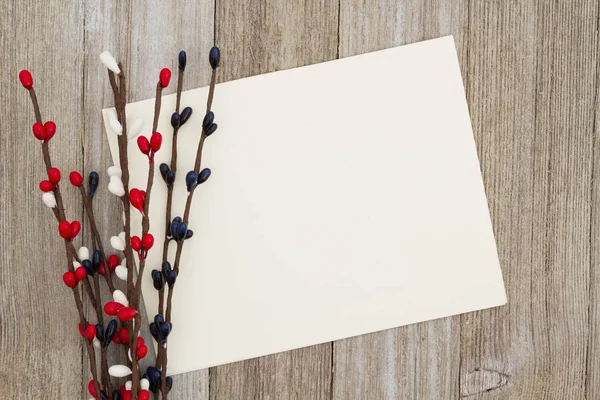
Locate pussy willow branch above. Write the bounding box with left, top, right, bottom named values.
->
left=160, top=68, right=218, bottom=399
left=156, top=67, right=185, bottom=374
left=107, top=65, right=144, bottom=399
left=27, top=85, right=104, bottom=400
left=128, top=81, right=163, bottom=399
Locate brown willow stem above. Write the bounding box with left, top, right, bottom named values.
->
left=107, top=65, right=142, bottom=400
left=28, top=79, right=105, bottom=397
left=79, top=186, right=116, bottom=293
left=156, top=67, right=184, bottom=371
left=161, top=68, right=218, bottom=399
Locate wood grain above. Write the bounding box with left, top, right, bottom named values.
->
left=0, top=2, right=85, bottom=399
left=3, top=0, right=600, bottom=399
left=461, top=1, right=598, bottom=399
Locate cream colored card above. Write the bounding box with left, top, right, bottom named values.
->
left=103, top=36, right=506, bottom=375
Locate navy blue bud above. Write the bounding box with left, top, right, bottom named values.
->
left=100, top=390, right=108, bottom=399
left=149, top=322, right=160, bottom=342
left=186, top=171, right=198, bottom=191
left=159, top=163, right=170, bottom=180
left=166, top=376, right=173, bottom=393
left=176, top=222, right=188, bottom=241
left=171, top=112, right=181, bottom=129
left=92, top=249, right=102, bottom=270
left=180, top=107, right=193, bottom=126
left=146, top=366, right=162, bottom=386
left=178, top=50, right=187, bottom=72
left=88, top=171, right=99, bottom=198
left=152, top=269, right=164, bottom=291
left=166, top=170, right=175, bottom=186
left=209, top=46, right=220, bottom=70
left=82, top=259, right=95, bottom=275
left=202, top=111, right=214, bottom=130
left=154, top=314, right=165, bottom=325
left=159, top=321, right=171, bottom=338
left=205, top=123, right=218, bottom=137
left=185, top=229, right=193, bottom=240
left=197, top=168, right=211, bottom=184
left=95, top=323, right=104, bottom=342
left=166, top=270, right=177, bottom=287
left=104, top=319, right=117, bottom=348
left=112, top=389, right=122, bottom=400
left=161, top=261, right=172, bottom=277
left=169, top=217, right=181, bottom=238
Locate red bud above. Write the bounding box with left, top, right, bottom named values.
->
left=118, top=327, right=129, bottom=344
left=69, top=171, right=83, bottom=187
left=58, top=221, right=73, bottom=240
left=159, top=68, right=171, bottom=88
left=129, top=189, right=145, bottom=212
left=75, top=266, right=87, bottom=281
left=137, top=337, right=145, bottom=347
left=44, top=121, right=56, bottom=141
left=142, top=233, right=154, bottom=250
left=19, top=70, right=33, bottom=89
left=32, top=122, right=46, bottom=141
left=85, top=324, right=96, bottom=340
left=39, top=180, right=54, bottom=192
left=88, top=380, right=98, bottom=397
left=150, top=132, right=162, bottom=152
left=131, top=236, right=142, bottom=252
left=123, top=391, right=132, bottom=400
left=62, top=271, right=77, bottom=288
left=117, top=306, right=137, bottom=322
left=104, top=301, right=124, bottom=316
left=48, top=168, right=61, bottom=184
left=136, top=344, right=148, bottom=359
left=108, top=254, right=119, bottom=271
left=137, top=136, right=150, bottom=155
left=138, top=389, right=150, bottom=400
left=71, top=221, right=81, bottom=238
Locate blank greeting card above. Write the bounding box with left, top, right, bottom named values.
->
left=103, top=35, right=506, bottom=375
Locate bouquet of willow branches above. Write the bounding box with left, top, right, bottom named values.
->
left=19, top=46, right=220, bottom=400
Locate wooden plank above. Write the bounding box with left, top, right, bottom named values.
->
left=209, top=1, right=339, bottom=398
left=333, top=1, right=467, bottom=399
left=460, top=0, right=598, bottom=398
left=81, top=0, right=215, bottom=398
left=0, top=2, right=85, bottom=399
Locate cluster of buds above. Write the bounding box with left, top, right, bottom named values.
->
left=21, top=43, right=221, bottom=399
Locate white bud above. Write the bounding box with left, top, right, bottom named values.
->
left=140, top=378, right=150, bottom=390
left=72, top=261, right=81, bottom=269
left=107, top=166, right=122, bottom=178
left=42, top=192, right=56, bottom=208
left=128, top=349, right=132, bottom=362
left=108, top=364, right=132, bottom=378
left=118, top=231, right=126, bottom=245
left=113, top=289, right=129, bottom=307
left=78, top=246, right=90, bottom=261
left=100, top=51, right=121, bottom=74
left=93, top=337, right=101, bottom=349
left=128, top=118, right=143, bottom=140
left=110, top=235, right=125, bottom=251
left=115, top=265, right=128, bottom=281
left=108, top=180, right=125, bottom=197
left=109, top=117, right=123, bottom=135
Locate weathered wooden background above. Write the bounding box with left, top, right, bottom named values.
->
left=1, top=0, right=598, bottom=399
